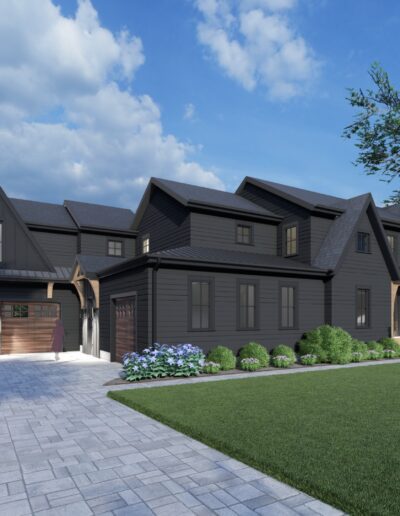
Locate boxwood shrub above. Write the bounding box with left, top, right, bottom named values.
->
left=271, top=345, right=296, bottom=365
left=378, top=337, right=400, bottom=357
left=239, top=342, right=269, bottom=367
left=207, top=346, right=236, bottom=371
left=299, top=325, right=353, bottom=364
left=366, top=341, right=384, bottom=360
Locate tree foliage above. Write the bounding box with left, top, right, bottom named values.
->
left=343, top=63, right=400, bottom=204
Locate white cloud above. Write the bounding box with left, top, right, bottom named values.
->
left=0, top=0, right=223, bottom=206
left=194, top=0, right=319, bottom=100
left=184, top=103, right=196, bottom=120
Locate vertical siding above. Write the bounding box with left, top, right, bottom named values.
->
left=155, top=267, right=325, bottom=354
left=190, top=212, right=277, bottom=255
left=136, top=188, right=190, bottom=255
left=99, top=266, right=149, bottom=356
left=31, top=231, right=78, bottom=267
left=0, top=282, right=80, bottom=351
left=331, top=211, right=391, bottom=340
left=80, top=233, right=136, bottom=258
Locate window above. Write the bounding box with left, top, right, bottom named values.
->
left=12, top=304, right=29, bottom=318
left=237, top=224, right=252, bottom=245
left=285, top=225, right=298, bottom=256
left=356, top=288, right=370, bottom=328
left=357, top=232, right=370, bottom=253
left=142, top=235, right=150, bottom=254
left=238, top=282, right=257, bottom=330
left=108, top=240, right=123, bottom=257
left=190, top=280, right=212, bottom=330
left=387, top=234, right=395, bottom=253
left=281, top=286, right=296, bottom=329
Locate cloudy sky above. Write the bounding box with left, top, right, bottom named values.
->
left=1, top=0, right=399, bottom=208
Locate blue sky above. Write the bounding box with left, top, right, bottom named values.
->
left=1, top=0, right=399, bottom=208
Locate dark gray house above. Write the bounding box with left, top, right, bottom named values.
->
left=3, top=176, right=400, bottom=361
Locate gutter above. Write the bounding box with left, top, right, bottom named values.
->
left=152, top=257, right=161, bottom=345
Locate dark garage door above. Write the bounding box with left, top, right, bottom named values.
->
left=115, top=297, right=136, bottom=362
left=1, top=302, right=60, bottom=354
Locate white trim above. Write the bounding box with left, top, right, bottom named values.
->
left=100, top=350, right=111, bottom=361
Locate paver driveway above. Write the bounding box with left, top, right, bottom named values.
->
left=0, top=352, right=343, bottom=516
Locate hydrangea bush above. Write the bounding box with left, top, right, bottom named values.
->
left=202, top=361, right=221, bottom=374
left=240, top=357, right=260, bottom=371
left=121, top=343, right=205, bottom=381
left=271, top=355, right=291, bottom=368
left=300, top=354, right=317, bottom=366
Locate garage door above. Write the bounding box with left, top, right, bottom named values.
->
left=1, top=302, right=60, bottom=354
left=115, top=297, right=136, bottom=362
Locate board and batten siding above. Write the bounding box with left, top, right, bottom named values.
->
left=136, top=188, right=190, bottom=256
left=190, top=212, right=277, bottom=255
left=32, top=230, right=78, bottom=267
left=155, top=268, right=324, bottom=354
left=80, top=233, right=135, bottom=259
left=330, top=210, right=392, bottom=340
left=0, top=283, right=80, bottom=351
left=99, top=266, right=150, bottom=356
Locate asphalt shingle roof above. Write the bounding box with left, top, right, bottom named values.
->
left=76, top=255, right=129, bottom=276
left=64, top=200, right=135, bottom=231
left=0, top=266, right=71, bottom=281
left=10, top=199, right=76, bottom=229
left=155, top=178, right=277, bottom=217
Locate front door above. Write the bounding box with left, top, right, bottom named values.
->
left=115, top=297, right=136, bottom=362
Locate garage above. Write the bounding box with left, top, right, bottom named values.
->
left=115, top=296, right=136, bottom=362
left=0, top=302, right=60, bottom=354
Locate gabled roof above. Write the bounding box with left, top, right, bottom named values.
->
left=11, top=198, right=77, bottom=230
left=73, top=254, right=129, bottom=279
left=237, top=177, right=345, bottom=214
left=133, top=178, right=282, bottom=230
left=313, top=194, right=399, bottom=278
left=64, top=200, right=135, bottom=233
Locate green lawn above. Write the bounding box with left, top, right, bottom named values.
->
left=109, top=365, right=400, bottom=515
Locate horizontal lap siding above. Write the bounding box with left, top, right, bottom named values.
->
left=99, top=267, right=149, bottom=355
left=190, top=212, right=277, bottom=254
left=32, top=231, right=78, bottom=267
left=0, top=283, right=80, bottom=351
left=310, top=216, right=333, bottom=262
left=155, top=268, right=324, bottom=354
left=80, top=234, right=135, bottom=258
left=331, top=211, right=391, bottom=340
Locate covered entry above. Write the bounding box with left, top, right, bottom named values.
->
left=114, top=295, right=136, bottom=362
left=0, top=302, right=60, bottom=354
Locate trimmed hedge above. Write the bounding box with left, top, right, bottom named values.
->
left=239, top=342, right=270, bottom=367
left=207, top=346, right=236, bottom=371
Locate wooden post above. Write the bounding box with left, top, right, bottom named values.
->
left=391, top=282, right=399, bottom=338
left=47, top=282, right=54, bottom=299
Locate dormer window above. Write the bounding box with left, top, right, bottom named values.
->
left=357, top=232, right=370, bottom=253
left=142, top=235, right=150, bottom=254
left=285, top=224, right=298, bottom=256
left=387, top=234, right=395, bottom=253
left=108, top=240, right=123, bottom=257
left=236, top=224, right=252, bottom=245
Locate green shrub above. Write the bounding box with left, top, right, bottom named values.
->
left=300, top=354, right=317, bottom=366
left=351, top=340, right=368, bottom=362
left=366, top=341, right=384, bottom=360
left=207, top=346, right=236, bottom=371
left=383, top=349, right=397, bottom=359
left=379, top=337, right=400, bottom=356
left=240, top=358, right=260, bottom=371
left=272, top=345, right=296, bottom=365
left=239, top=342, right=269, bottom=367
left=299, top=325, right=353, bottom=364
left=202, top=361, right=221, bottom=374
left=271, top=355, right=291, bottom=368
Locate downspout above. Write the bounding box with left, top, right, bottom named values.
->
left=152, top=257, right=161, bottom=345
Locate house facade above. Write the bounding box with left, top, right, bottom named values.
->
left=2, top=176, right=400, bottom=361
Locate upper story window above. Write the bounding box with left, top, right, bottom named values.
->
left=108, top=240, right=123, bottom=257
left=142, top=235, right=150, bottom=254
left=236, top=224, right=253, bottom=245
left=357, top=232, right=370, bottom=253
left=238, top=282, right=257, bottom=330
left=387, top=234, right=395, bottom=253
left=285, top=225, right=298, bottom=256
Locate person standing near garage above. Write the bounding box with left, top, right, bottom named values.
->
left=52, top=318, right=64, bottom=361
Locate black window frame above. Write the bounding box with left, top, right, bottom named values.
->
left=279, top=283, right=298, bottom=330
left=387, top=234, right=396, bottom=254
left=142, top=234, right=150, bottom=254
left=356, top=232, right=370, bottom=254
left=237, top=280, right=259, bottom=331
left=356, top=287, right=370, bottom=329
left=188, top=277, right=214, bottom=331
left=236, top=223, right=253, bottom=246
left=107, top=239, right=124, bottom=257
left=283, top=223, right=298, bottom=257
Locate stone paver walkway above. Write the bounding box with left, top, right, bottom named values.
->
left=0, top=352, right=345, bottom=516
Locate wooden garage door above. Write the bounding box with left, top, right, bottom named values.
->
left=1, top=302, right=60, bottom=354
left=115, top=297, right=136, bottom=362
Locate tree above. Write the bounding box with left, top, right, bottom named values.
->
left=343, top=63, right=400, bottom=204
